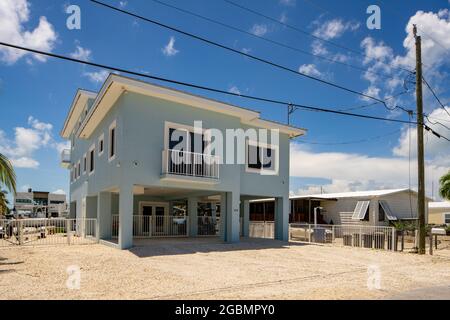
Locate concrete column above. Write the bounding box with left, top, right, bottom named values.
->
left=188, top=197, right=198, bottom=237
left=242, top=200, right=250, bottom=237
left=275, top=196, right=289, bottom=241
left=224, top=191, right=240, bottom=243
left=98, top=192, right=112, bottom=240
left=219, top=193, right=226, bottom=241
left=119, top=184, right=133, bottom=249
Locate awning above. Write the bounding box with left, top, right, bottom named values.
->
left=352, top=201, right=370, bottom=220
left=379, top=200, right=398, bottom=221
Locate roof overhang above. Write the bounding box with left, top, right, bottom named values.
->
left=77, top=74, right=264, bottom=139
left=60, top=89, right=97, bottom=138
left=66, top=74, right=305, bottom=139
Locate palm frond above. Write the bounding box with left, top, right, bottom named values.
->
left=0, top=153, right=16, bottom=194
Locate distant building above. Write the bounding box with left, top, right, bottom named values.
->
left=428, top=202, right=450, bottom=225
left=13, top=188, right=68, bottom=218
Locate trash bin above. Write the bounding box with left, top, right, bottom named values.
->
left=374, top=232, right=385, bottom=249
left=353, top=233, right=361, bottom=247
left=363, top=234, right=373, bottom=248
left=343, top=234, right=352, bottom=246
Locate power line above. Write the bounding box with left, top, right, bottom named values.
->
left=147, top=0, right=400, bottom=82
left=90, top=0, right=386, bottom=103
left=337, top=90, right=411, bottom=112
left=0, top=40, right=423, bottom=128
left=224, top=0, right=414, bottom=75
left=297, top=129, right=401, bottom=145
left=422, top=76, right=450, bottom=119
left=2, top=39, right=449, bottom=142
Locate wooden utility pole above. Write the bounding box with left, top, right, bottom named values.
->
left=413, top=25, right=426, bottom=255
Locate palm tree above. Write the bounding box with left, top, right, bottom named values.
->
left=0, top=152, right=16, bottom=194
left=439, top=171, right=450, bottom=200
left=0, top=190, right=9, bottom=216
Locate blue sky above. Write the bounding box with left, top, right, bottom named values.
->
left=0, top=0, right=449, bottom=201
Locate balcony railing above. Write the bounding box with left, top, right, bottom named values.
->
left=60, top=149, right=71, bottom=168
left=162, top=149, right=219, bottom=179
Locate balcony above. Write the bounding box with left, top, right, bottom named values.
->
left=161, top=149, right=220, bottom=183
left=60, top=149, right=71, bottom=169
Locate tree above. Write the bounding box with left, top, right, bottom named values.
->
left=0, top=190, right=10, bottom=216
left=0, top=153, right=16, bottom=194
left=439, top=171, right=450, bottom=201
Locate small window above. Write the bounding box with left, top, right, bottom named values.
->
left=98, top=134, right=104, bottom=156
left=378, top=203, right=385, bottom=222
left=109, top=121, right=116, bottom=161
left=77, top=161, right=81, bottom=179
left=445, top=213, right=450, bottom=224
left=89, top=145, right=95, bottom=174
left=83, top=154, right=87, bottom=174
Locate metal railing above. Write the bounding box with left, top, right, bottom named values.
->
left=162, top=149, right=220, bottom=179
left=0, top=218, right=97, bottom=247
left=249, top=221, right=275, bottom=239
left=112, top=215, right=189, bottom=238
left=197, top=216, right=220, bottom=236
left=289, top=223, right=397, bottom=251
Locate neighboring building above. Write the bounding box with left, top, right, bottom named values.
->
left=14, top=188, right=68, bottom=218
left=60, top=74, right=305, bottom=249
left=428, top=202, right=450, bottom=225
left=250, top=189, right=430, bottom=226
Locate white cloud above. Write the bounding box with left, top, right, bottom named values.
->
left=119, top=1, right=128, bottom=8
left=280, top=13, right=288, bottom=23
left=52, top=189, right=66, bottom=195
left=0, top=116, right=65, bottom=169
left=298, top=64, right=322, bottom=77
left=83, top=69, right=109, bottom=83
left=162, top=36, right=179, bottom=57
left=69, top=45, right=92, bottom=61
left=290, top=143, right=448, bottom=198
left=313, top=19, right=360, bottom=40
left=241, top=48, right=251, bottom=54
left=249, top=24, right=268, bottom=37
left=228, top=86, right=241, bottom=95
left=0, top=0, right=57, bottom=64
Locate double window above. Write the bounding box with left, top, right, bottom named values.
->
left=245, top=141, right=277, bottom=174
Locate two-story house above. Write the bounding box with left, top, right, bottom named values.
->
left=60, top=74, right=305, bottom=249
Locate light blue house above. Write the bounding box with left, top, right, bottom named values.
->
left=60, top=74, right=305, bottom=249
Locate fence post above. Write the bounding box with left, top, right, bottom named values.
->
left=429, top=231, right=433, bottom=255
left=18, top=220, right=24, bottom=245
left=308, top=224, right=312, bottom=243
left=332, top=225, right=335, bottom=242
left=391, top=228, right=396, bottom=252
left=66, top=219, right=71, bottom=245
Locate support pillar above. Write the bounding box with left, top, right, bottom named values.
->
left=188, top=197, right=198, bottom=237
left=119, top=184, right=133, bottom=249
left=223, top=191, right=240, bottom=242
left=275, top=196, right=289, bottom=241
left=97, top=191, right=112, bottom=240
left=242, top=200, right=250, bottom=237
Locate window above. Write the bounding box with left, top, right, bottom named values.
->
left=445, top=213, right=450, bottom=224
left=352, top=201, right=370, bottom=220
left=245, top=141, right=277, bottom=174
left=378, top=203, right=385, bottom=222
left=77, top=161, right=81, bottom=179
left=83, top=153, right=87, bottom=174
left=98, top=134, right=104, bottom=156
left=109, top=121, right=116, bottom=161
left=89, top=144, right=95, bottom=174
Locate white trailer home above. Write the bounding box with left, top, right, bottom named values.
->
left=291, top=189, right=430, bottom=226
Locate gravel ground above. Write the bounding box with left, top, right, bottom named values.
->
left=1, top=238, right=450, bottom=300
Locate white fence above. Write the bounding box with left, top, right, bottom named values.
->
left=0, top=218, right=97, bottom=247
left=112, top=215, right=188, bottom=238
left=249, top=221, right=275, bottom=239
left=290, top=223, right=397, bottom=251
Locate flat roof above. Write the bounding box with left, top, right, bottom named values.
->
left=290, top=188, right=423, bottom=200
